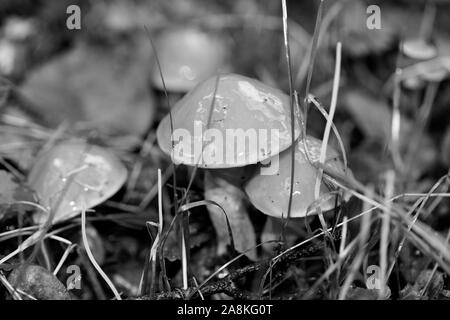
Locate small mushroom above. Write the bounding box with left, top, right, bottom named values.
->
left=402, top=38, right=437, bottom=61
left=401, top=57, right=450, bottom=90
left=156, top=73, right=301, bottom=260
left=400, top=32, right=450, bottom=90
left=244, top=135, right=349, bottom=219
left=245, top=135, right=352, bottom=251
left=28, top=140, right=127, bottom=224
left=151, top=27, right=230, bottom=94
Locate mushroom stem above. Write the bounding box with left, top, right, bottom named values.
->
left=204, top=169, right=257, bottom=261
left=261, top=216, right=313, bottom=255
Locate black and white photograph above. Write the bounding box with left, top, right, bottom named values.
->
left=0, top=0, right=450, bottom=311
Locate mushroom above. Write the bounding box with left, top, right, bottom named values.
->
left=401, top=3, right=437, bottom=62
left=156, top=73, right=301, bottom=260
left=401, top=56, right=450, bottom=90
left=151, top=27, right=230, bottom=121
left=152, top=27, right=229, bottom=93
left=244, top=135, right=349, bottom=249
left=399, top=5, right=447, bottom=90
left=28, top=140, right=127, bottom=224
left=402, top=38, right=437, bottom=61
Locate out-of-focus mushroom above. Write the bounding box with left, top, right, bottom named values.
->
left=400, top=26, right=450, bottom=91
left=401, top=3, right=437, bottom=62
left=151, top=27, right=229, bottom=94
left=28, top=140, right=127, bottom=224
left=156, top=73, right=301, bottom=260
left=401, top=56, right=450, bottom=90
left=402, top=38, right=437, bottom=61
left=0, top=17, right=34, bottom=78
left=244, top=135, right=348, bottom=219
left=20, top=42, right=155, bottom=137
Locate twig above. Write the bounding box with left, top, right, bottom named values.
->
left=137, top=240, right=326, bottom=300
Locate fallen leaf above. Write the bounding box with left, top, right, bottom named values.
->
left=20, top=40, right=155, bottom=136
left=204, top=171, right=257, bottom=261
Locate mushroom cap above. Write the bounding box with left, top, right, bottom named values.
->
left=28, top=140, right=127, bottom=224
left=402, top=57, right=450, bottom=89
left=151, top=27, right=229, bottom=92
left=402, top=38, right=437, bottom=61
left=244, top=136, right=347, bottom=218
left=156, top=73, right=301, bottom=168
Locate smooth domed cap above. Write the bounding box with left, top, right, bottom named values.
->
left=244, top=136, right=347, bottom=218
left=156, top=73, right=301, bottom=168
left=28, top=140, right=127, bottom=224
left=151, top=28, right=229, bottom=92
left=402, top=39, right=437, bottom=60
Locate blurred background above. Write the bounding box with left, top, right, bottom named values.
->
left=1, top=0, right=450, bottom=300
left=1, top=0, right=450, bottom=182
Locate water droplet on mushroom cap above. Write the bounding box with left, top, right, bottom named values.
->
left=244, top=136, right=349, bottom=218
left=156, top=73, right=301, bottom=168
left=28, top=140, right=127, bottom=224
left=151, top=27, right=229, bottom=92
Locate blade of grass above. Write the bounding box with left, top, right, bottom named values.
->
left=308, top=95, right=348, bottom=168
left=338, top=201, right=373, bottom=300
left=314, top=42, right=342, bottom=230
left=144, top=26, right=177, bottom=292
left=0, top=272, right=22, bottom=300
left=391, top=64, right=404, bottom=171
left=280, top=0, right=296, bottom=242
left=380, top=170, right=395, bottom=298
left=53, top=244, right=77, bottom=276
left=155, top=75, right=221, bottom=292
left=146, top=168, right=164, bottom=297
left=294, top=0, right=342, bottom=88
left=420, top=228, right=450, bottom=297
left=81, top=206, right=121, bottom=300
